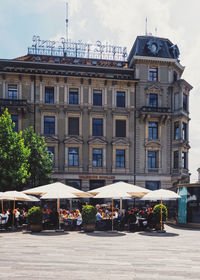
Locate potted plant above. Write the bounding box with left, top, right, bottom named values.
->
left=153, top=204, right=168, bottom=230
left=82, top=205, right=97, bottom=232
left=28, top=206, right=43, bottom=232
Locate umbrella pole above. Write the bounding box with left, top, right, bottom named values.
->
left=57, top=198, right=60, bottom=230
left=1, top=200, right=3, bottom=213
left=160, top=199, right=163, bottom=230
left=111, top=199, right=113, bottom=231
left=69, top=199, right=72, bottom=210
left=120, top=197, right=122, bottom=214
left=13, top=199, right=15, bottom=228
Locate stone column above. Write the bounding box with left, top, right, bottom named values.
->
left=2, top=80, right=6, bottom=98
left=31, top=82, right=34, bottom=102
left=64, top=85, right=68, bottom=104
left=39, top=84, right=43, bottom=103
left=80, top=85, right=84, bottom=105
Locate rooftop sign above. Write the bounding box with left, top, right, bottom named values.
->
left=28, top=35, right=128, bottom=61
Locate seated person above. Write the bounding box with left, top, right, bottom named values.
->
left=76, top=210, right=82, bottom=230
left=96, top=210, right=102, bottom=221
left=128, top=210, right=137, bottom=231
left=0, top=211, right=9, bottom=228
left=96, top=210, right=104, bottom=230
left=68, top=210, right=74, bottom=218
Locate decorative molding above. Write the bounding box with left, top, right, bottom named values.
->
left=88, top=137, right=107, bottom=145
left=111, top=137, right=130, bottom=146
left=64, top=136, right=84, bottom=144
left=146, top=84, right=163, bottom=95
left=44, top=135, right=59, bottom=143
left=145, top=139, right=161, bottom=148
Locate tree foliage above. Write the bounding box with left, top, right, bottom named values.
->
left=82, top=205, right=97, bottom=224
left=153, top=204, right=168, bottom=223
left=0, top=109, right=30, bottom=191
left=22, top=126, right=53, bottom=188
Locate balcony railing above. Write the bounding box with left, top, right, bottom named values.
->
left=140, top=106, right=171, bottom=113
left=0, top=98, right=27, bottom=107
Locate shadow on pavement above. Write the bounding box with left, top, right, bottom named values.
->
left=23, top=230, right=69, bottom=236
left=139, top=231, right=179, bottom=237
left=167, top=224, right=200, bottom=231
left=79, top=231, right=126, bottom=237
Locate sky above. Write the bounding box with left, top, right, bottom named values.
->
left=0, top=0, right=200, bottom=182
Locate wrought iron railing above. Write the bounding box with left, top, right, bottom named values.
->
left=0, top=99, right=27, bottom=106
left=140, top=106, right=171, bottom=113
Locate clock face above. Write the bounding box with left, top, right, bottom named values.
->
left=147, top=39, right=162, bottom=55
left=151, top=43, right=157, bottom=53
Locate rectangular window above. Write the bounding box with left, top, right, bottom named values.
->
left=93, top=90, right=102, bottom=106
left=11, top=115, right=18, bottom=132
left=69, top=88, right=79, bottom=105
left=146, top=181, right=160, bottom=191
left=149, top=94, right=158, bottom=107
left=116, top=91, right=125, bottom=108
left=149, top=68, right=158, bottom=81
left=45, top=87, right=54, bottom=104
left=174, top=151, right=179, bottom=169
left=92, top=118, right=103, bottom=136
left=66, top=180, right=81, bottom=190
left=148, top=122, right=158, bottom=139
left=92, top=149, right=102, bottom=167
left=8, top=84, right=18, bottom=100
left=68, top=117, right=79, bottom=135
left=148, top=151, right=158, bottom=168
left=182, top=122, right=187, bottom=140
left=116, top=120, right=126, bottom=137
left=174, top=122, right=179, bottom=140
left=47, top=146, right=55, bottom=165
left=182, top=152, right=187, bottom=169
left=116, top=149, right=125, bottom=168
left=68, top=148, right=79, bottom=166
left=44, top=116, right=55, bottom=135
left=183, top=94, right=188, bottom=111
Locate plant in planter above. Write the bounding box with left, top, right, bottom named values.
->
left=28, top=206, right=43, bottom=232
left=82, top=205, right=97, bottom=232
left=153, top=204, right=168, bottom=230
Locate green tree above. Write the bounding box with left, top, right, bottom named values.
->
left=22, top=127, right=53, bottom=188
left=0, top=109, right=30, bottom=191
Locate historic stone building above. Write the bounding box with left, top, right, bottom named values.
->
left=0, top=35, right=192, bottom=191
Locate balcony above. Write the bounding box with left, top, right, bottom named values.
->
left=140, top=106, right=171, bottom=123
left=0, top=98, right=28, bottom=113
left=140, top=106, right=171, bottom=114
left=0, top=98, right=27, bottom=106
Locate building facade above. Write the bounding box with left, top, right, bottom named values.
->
left=0, top=35, right=192, bottom=191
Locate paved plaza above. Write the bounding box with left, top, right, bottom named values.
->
left=0, top=225, right=200, bottom=280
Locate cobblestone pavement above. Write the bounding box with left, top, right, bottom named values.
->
left=0, top=225, right=200, bottom=280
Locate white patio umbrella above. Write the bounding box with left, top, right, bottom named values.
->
left=24, top=182, right=91, bottom=231
left=2, top=191, right=32, bottom=226
left=141, top=189, right=180, bottom=230
left=40, top=187, right=77, bottom=231
left=23, top=182, right=91, bottom=198
left=26, top=195, right=40, bottom=202
left=0, top=192, right=4, bottom=212
left=89, top=181, right=151, bottom=231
